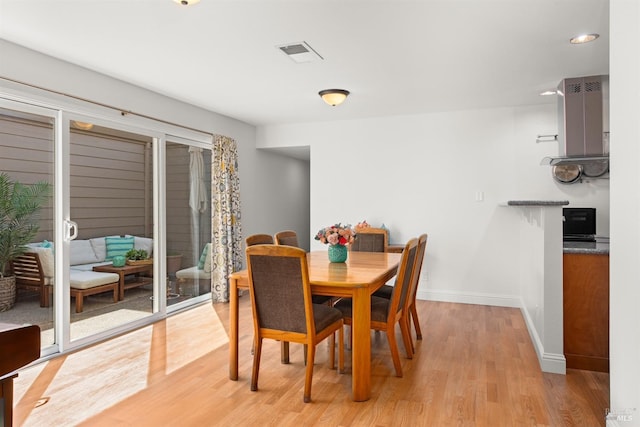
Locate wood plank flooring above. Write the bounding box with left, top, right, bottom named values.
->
left=12, top=298, right=609, bottom=426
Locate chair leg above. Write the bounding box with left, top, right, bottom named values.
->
left=411, top=304, right=422, bottom=340
left=400, top=315, right=413, bottom=359
left=251, top=337, right=263, bottom=392
left=329, top=333, right=335, bottom=369
left=386, top=327, right=403, bottom=377
left=281, top=341, right=290, bottom=364
left=303, top=343, right=316, bottom=403
left=404, top=314, right=415, bottom=355
left=338, top=326, right=344, bottom=374
left=303, top=344, right=308, bottom=365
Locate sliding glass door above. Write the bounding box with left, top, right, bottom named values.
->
left=66, top=119, right=158, bottom=341
left=0, top=95, right=212, bottom=355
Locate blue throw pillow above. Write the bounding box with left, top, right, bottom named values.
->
left=105, top=236, right=135, bottom=261
left=197, top=244, right=209, bottom=270
left=41, top=240, right=54, bottom=254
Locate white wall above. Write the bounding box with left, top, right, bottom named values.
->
left=241, top=149, right=311, bottom=250
left=0, top=39, right=309, bottom=267
left=609, top=0, right=640, bottom=425
left=258, top=103, right=610, bottom=375
left=258, top=105, right=610, bottom=303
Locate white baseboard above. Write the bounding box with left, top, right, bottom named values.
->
left=418, top=289, right=520, bottom=308
left=417, top=289, right=566, bottom=374
left=517, top=296, right=566, bottom=374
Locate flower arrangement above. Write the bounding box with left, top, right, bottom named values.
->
left=355, top=220, right=370, bottom=231
left=315, top=223, right=356, bottom=246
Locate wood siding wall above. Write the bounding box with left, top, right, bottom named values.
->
left=71, top=129, right=152, bottom=239
left=1, top=114, right=212, bottom=265
left=0, top=114, right=55, bottom=242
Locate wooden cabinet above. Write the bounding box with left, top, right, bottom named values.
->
left=563, top=253, right=609, bottom=372
left=0, top=323, right=40, bottom=427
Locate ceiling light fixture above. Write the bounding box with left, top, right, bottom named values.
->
left=539, top=90, right=558, bottom=96
left=71, top=120, right=94, bottom=131
left=319, top=89, right=350, bottom=106
left=173, top=0, right=200, bottom=5
left=569, top=33, right=599, bottom=44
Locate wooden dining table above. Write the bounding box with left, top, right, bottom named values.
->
left=228, top=250, right=402, bottom=402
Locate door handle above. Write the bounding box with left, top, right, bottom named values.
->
left=65, top=220, right=78, bottom=241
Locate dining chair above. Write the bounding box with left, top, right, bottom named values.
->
left=373, top=234, right=427, bottom=347
left=402, top=234, right=427, bottom=352
left=334, top=237, right=419, bottom=377
left=245, top=244, right=345, bottom=403
left=350, top=227, right=388, bottom=252
left=245, top=234, right=274, bottom=247
left=275, top=230, right=334, bottom=306
left=274, top=229, right=333, bottom=364
left=274, top=230, right=299, bottom=247
left=246, top=233, right=295, bottom=362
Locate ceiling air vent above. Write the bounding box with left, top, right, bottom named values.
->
left=277, top=41, right=323, bottom=63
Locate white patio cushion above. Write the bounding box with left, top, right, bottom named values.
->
left=70, top=261, right=112, bottom=271
left=176, top=266, right=211, bottom=280
left=70, top=240, right=100, bottom=265
left=27, top=246, right=55, bottom=277
left=134, top=236, right=153, bottom=257
left=69, top=271, right=119, bottom=290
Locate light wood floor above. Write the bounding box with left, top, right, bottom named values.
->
left=12, top=298, right=609, bottom=426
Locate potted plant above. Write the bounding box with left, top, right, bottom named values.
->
left=166, top=253, right=183, bottom=277
left=125, top=248, right=152, bottom=265
left=0, top=173, right=51, bottom=311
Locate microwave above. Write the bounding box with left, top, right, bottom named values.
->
left=563, top=208, right=596, bottom=241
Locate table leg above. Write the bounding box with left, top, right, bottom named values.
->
left=229, top=277, right=239, bottom=380
left=351, top=287, right=371, bottom=401
left=118, top=271, right=125, bottom=301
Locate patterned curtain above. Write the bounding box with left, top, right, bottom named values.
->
left=210, top=135, right=243, bottom=303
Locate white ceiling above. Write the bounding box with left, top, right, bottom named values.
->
left=0, top=0, right=609, bottom=129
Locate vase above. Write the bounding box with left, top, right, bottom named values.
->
left=328, top=244, right=348, bottom=263
left=112, top=255, right=126, bottom=267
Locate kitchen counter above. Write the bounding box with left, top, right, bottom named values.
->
left=505, top=200, right=570, bottom=206
left=563, top=240, right=610, bottom=255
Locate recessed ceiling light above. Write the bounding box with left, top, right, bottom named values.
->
left=570, top=33, right=599, bottom=44
left=540, top=90, right=558, bottom=96
left=173, top=0, right=200, bottom=5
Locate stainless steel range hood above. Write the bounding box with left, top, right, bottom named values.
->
left=541, top=75, right=609, bottom=168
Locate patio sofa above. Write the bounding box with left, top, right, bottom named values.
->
left=13, top=236, right=153, bottom=313
left=175, top=243, right=211, bottom=296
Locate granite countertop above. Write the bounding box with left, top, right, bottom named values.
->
left=563, top=240, right=610, bottom=255
left=506, top=200, right=570, bottom=206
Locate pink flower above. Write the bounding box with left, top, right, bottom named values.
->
left=314, top=223, right=356, bottom=246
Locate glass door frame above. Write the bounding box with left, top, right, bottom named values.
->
left=60, top=111, right=168, bottom=351
left=0, top=87, right=213, bottom=357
